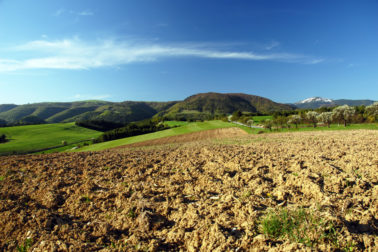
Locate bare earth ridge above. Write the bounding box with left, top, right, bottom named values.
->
left=0, top=129, right=377, bottom=251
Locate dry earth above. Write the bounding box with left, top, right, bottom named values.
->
left=117, top=128, right=248, bottom=149
left=0, top=129, right=377, bottom=251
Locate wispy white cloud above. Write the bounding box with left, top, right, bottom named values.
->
left=306, top=58, right=324, bottom=64
left=0, top=38, right=323, bottom=72
left=53, top=8, right=94, bottom=17
left=53, top=8, right=65, bottom=17
left=265, top=41, right=280, bottom=50
left=78, top=10, right=94, bottom=16
left=347, top=63, right=359, bottom=68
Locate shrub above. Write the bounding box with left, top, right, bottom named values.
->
left=261, top=119, right=273, bottom=131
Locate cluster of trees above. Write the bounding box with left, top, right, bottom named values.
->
left=260, top=103, right=378, bottom=130
left=94, top=119, right=169, bottom=143
left=75, top=120, right=126, bottom=132
left=0, top=134, right=7, bottom=143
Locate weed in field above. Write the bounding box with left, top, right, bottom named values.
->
left=243, top=191, right=252, bottom=198
left=0, top=176, right=4, bottom=181
left=352, top=169, right=362, bottom=179
left=17, top=238, right=33, bottom=252
left=127, top=207, right=137, bottom=218
left=260, top=207, right=342, bottom=248
left=80, top=195, right=91, bottom=203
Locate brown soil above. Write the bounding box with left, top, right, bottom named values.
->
left=117, top=127, right=248, bottom=149
left=0, top=130, right=377, bottom=251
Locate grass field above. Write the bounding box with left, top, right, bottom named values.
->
left=252, top=115, right=273, bottom=123
left=163, top=121, right=189, bottom=127
left=75, top=120, right=235, bottom=152
left=0, top=123, right=101, bottom=155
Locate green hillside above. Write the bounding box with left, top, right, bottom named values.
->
left=0, top=93, right=293, bottom=125
left=0, top=100, right=177, bottom=124
left=0, top=123, right=101, bottom=155
left=74, top=120, right=236, bottom=152
left=0, top=104, right=17, bottom=113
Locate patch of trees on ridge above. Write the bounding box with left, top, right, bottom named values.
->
left=91, top=119, right=169, bottom=143
left=75, top=120, right=126, bottom=132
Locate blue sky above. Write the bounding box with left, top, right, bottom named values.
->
left=0, top=0, right=377, bottom=104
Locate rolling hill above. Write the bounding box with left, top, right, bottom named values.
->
left=0, top=93, right=294, bottom=124
left=158, top=92, right=294, bottom=120
left=0, top=100, right=178, bottom=124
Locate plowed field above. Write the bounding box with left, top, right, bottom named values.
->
left=0, top=129, right=377, bottom=251
left=117, top=127, right=248, bottom=148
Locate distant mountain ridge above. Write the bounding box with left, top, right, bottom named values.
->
left=0, top=93, right=293, bottom=124
left=158, top=92, right=294, bottom=120
left=293, top=97, right=376, bottom=109
left=1, top=94, right=375, bottom=124
left=0, top=100, right=178, bottom=124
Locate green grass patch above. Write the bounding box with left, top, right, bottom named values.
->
left=0, top=123, right=101, bottom=155
left=163, top=121, right=190, bottom=127
left=17, top=238, right=33, bottom=252
left=260, top=207, right=346, bottom=249
left=74, top=120, right=236, bottom=152
left=252, top=115, right=273, bottom=123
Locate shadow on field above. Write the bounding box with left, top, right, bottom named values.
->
left=343, top=219, right=378, bottom=235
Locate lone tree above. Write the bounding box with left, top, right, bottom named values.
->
left=332, top=105, right=355, bottom=127
left=246, top=119, right=254, bottom=127
left=288, top=114, right=301, bottom=128
left=365, top=102, right=378, bottom=122
left=317, top=112, right=333, bottom=128
left=231, top=110, right=242, bottom=121
left=306, top=111, right=319, bottom=128
left=275, top=116, right=288, bottom=129
left=261, top=119, right=273, bottom=131
left=0, top=134, right=7, bottom=143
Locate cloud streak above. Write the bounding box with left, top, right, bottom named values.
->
left=53, top=9, right=94, bottom=17
left=0, top=38, right=323, bottom=72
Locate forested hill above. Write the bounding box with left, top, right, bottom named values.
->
left=0, top=93, right=295, bottom=124
left=0, top=100, right=178, bottom=124
left=157, top=92, right=294, bottom=120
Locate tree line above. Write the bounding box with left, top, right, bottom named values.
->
left=93, top=119, right=169, bottom=143
left=261, top=103, right=378, bottom=130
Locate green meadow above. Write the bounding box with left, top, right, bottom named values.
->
left=0, top=123, right=101, bottom=155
